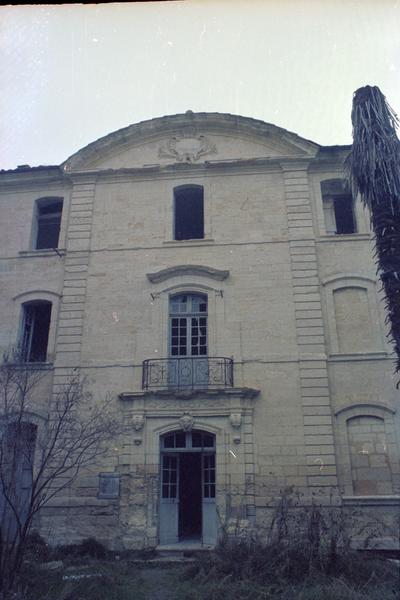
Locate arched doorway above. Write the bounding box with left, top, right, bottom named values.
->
left=159, top=429, right=217, bottom=546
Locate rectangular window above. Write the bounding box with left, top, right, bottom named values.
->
left=174, top=186, right=204, bottom=240
left=35, top=199, right=63, bottom=249
left=20, top=302, right=52, bottom=362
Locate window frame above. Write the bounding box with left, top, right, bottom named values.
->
left=19, top=301, right=52, bottom=363
left=169, top=293, right=208, bottom=358
left=32, top=197, right=63, bottom=251
left=13, top=291, right=61, bottom=365
left=173, top=184, right=205, bottom=241
left=321, top=180, right=356, bottom=235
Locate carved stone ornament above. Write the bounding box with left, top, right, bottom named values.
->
left=230, top=413, right=242, bottom=429
left=132, top=414, right=145, bottom=432
left=179, top=412, right=194, bottom=432
left=159, top=134, right=217, bottom=163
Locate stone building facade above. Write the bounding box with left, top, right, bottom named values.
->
left=0, top=112, right=399, bottom=549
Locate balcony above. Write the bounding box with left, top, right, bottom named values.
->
left=142, top=357, right=234, bottom=391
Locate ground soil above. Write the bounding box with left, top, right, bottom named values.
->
left=140, top=566, right=181, bottom=600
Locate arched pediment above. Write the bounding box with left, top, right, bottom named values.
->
left=146, top=264, right=229, bottom=284
left=63, top=112, right=319, bottom=171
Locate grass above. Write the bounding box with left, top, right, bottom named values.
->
left=16, top=554, right=399, bottom=600
left=20, top=560, right=149, bottom=600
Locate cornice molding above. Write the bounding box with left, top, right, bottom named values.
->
left=119, top=387, right=260, bottom=402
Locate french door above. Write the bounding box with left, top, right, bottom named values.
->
left=169, top=294, right=208, bottom=387
left=159, top=431, right=217, bottom=546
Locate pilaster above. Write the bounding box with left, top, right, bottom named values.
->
left=52, top=176, right=96, bottom=389
left=282, top=163, right=338, bottom=489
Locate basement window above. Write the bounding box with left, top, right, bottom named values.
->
left=34, top=198, right=63, bottom=249
left=321, top=180, right=356, bottom=235
left=20, top=301, right=52, bottom=362
left=174, top=185, right=204, bottom=240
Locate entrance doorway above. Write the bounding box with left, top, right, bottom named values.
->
left=159, top=430, right=217, bottom=546
left=179, top=453, right=202, bottom=539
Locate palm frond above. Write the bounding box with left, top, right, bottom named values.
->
left=346, top=86, right=400, bottom=372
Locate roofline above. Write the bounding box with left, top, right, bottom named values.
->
left=62, top=111, right=322, bottom=170
left=0, top=165, right=61, bottom=175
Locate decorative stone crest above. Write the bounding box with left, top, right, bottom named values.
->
left=230, top=413, right=242, bottom=429
left=159, top=134, right=216, bottom=163
left=132, top=414, right=145, bottom=432
left=179, top=412, right=194, bottom=432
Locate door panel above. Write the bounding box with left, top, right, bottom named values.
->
left=159, top=455, right=179, bottom=544
left=202, top=454, right=217, bottom=545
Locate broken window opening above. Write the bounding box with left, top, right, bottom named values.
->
left=321, top=180, right=356, bottom=235
left=0, top=422, right=37, bottom=538
left=174, top=185, right=204, bottom=240
left=35, top=198, right=63, bottom=249
left=20, top=302, right=52, bottom=362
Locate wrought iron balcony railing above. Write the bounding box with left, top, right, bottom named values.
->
left=142, top=357, right=234, bottom=390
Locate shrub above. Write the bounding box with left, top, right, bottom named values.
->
left=24, top=531, right=49, bottom=563
left=54, top=537, right=107, bottom=560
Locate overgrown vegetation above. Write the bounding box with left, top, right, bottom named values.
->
left=11, top=495, right=400, bottom=600
left=0, top=352, right=118, bottom=599
left=178, top=493, right=399, bottom=599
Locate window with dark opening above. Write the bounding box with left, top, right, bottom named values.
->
left=321, top=180, right=356, bottom=235
left=35, top=198, right=63, bottom=249
left=20, top=302, right=52, bottom=362
left=174, top=185, right=204, bottom=240
left=0, top=422, right=37, bottom=535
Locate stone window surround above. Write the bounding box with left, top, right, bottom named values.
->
left=311, top=174, right=370, bottom=238
left=25, top=193, right=70, bottom=254
left=152, top=282, right=224, bottom=361
left=164, top=178, right=212, bottom=243
left=321, top=274, right=386, bottom=356
left=334, top=403, right=400, bottom=497
left=12, top=290, right=61, bottom=364
left=146, top=265, right=231, bottom=364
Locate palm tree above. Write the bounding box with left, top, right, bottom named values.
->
left=346, top=85, right=400, bottom=372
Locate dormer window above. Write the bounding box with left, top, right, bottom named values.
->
left=321, top=180, right=356, bottom=235
left=173, top=185, right=204, bottom=240
left=34, top=198, right=63, bottom=249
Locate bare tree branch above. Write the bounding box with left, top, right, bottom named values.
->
left=0, top=350, right=118, bottom=596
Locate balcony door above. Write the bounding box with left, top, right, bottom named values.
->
left=169, top=293, right=208, bottom=387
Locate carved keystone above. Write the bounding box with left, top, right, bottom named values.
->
left=179, top=412, right=194, bottom=432
left=230, top=413, right=242, bottom=429
left=132, top=414, right=145, bottom=432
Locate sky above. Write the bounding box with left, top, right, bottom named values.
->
left=1, top=0, right=400, bottom=170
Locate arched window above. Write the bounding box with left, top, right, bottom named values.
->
left=347, top=415, right=393, bottom=495
left=173, top=185, right=204, bottom=240
left=169, top=293, right=208, bottom=357
left=321, top=179, right=356, bottom=234
left=19, top=301, right=52, bottom=362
